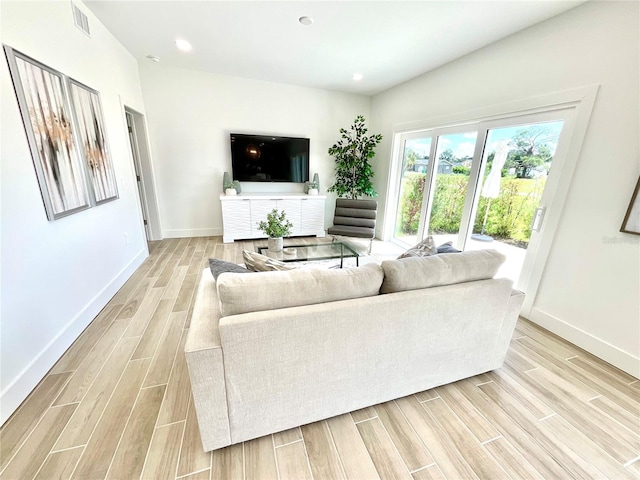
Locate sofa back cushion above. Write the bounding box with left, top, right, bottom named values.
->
left=380, top=249, right=506, bottom=294
left=217, top=263, right=384, bottom=316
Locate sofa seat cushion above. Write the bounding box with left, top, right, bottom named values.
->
left=380, top=249, right=506, bottom=294
left=217, top=263, right=384, bottom=316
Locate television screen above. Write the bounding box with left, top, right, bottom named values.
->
left=230, top=133, right=309, bottom=183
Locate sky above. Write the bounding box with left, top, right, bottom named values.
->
left=405, top=120, right=564, bottom=161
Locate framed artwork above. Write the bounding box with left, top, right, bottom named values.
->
left=68, top=79, right=118, bottom=204
left=4, top=45, right=91, bottom=220
left=621, top=176, right=640, bottom=235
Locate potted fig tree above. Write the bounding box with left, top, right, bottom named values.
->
left=327, top=116, right=382, bottom=253
left=224, top=180, right=237, bottom=196
left=328, top=115, right=382, bottom=199
left=257, top=209, right=293, bottom=252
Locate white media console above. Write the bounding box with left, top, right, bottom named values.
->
left=220, top=193, right=326, bottom=243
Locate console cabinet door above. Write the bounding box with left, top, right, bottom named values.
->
left=221, top=196, right=325, bottom=242
left=222, top=199, right=251, bottom=241
left=300, top=198, right=325, bottom=236
left=250, top=199, right=277, bottom=235
left=276, top=199, right=302, bottom=236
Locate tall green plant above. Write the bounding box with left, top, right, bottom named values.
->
left=327, top=115, right=382, bottom=199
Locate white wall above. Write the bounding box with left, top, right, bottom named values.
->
left=1, top=1, right=148, bottom=422
left=371, top=1, right=639, bottom=375
left=138, top=65, right=371, bottom=237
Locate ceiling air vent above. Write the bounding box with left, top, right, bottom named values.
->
left=72, top=3, right=91, bottom=37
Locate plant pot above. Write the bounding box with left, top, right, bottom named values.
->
left=308, top=188, right=318, bottom=195
left=225, top=188, right=237, bottom=196
left=268, top=237, right=283, bottom=252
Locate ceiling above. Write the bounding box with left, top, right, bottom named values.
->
left=85, top=1, right=585, bottom=96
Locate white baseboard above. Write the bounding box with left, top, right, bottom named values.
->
left=528, top=308, right=640, bottom=378
left=163, top=228, right=223, bottom=238
left=0, top=249, right=148, bottom=424
left=164, top=228, right=325, bottom=240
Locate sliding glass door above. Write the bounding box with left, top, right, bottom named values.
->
left=464, top=119, right=565, bottom=282
left=471, top=121, right=564, bottom=244
left=389, top=111, right=570, bottom=285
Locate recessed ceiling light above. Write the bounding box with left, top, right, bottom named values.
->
left=352, top=73, right=364, bottom=81
left=146, top=55, right=160, bottom=63
left=299, top=16, right=314, bottom=26
left=175, top=38, right=192, bottom=52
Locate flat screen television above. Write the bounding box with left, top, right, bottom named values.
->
left=230, top=133, right=310, bottom=183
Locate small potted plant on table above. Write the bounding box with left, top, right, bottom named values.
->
left=307, top=180, right=319, bottom=195
left=257, top=209, right=293, bottom=252
left=224, top=180, right=237, bottom=196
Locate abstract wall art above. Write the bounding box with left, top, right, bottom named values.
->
left=4, top=45, right=91, bottom=220
left=68, top=79, right=118, bottom=204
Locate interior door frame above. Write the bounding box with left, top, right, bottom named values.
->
left=122, top=105, right=163, bottom=241
left=384, top=85, right=599, bottom=317
left=126, top=111, right=151, bottom=240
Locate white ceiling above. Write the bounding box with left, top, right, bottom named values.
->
left=85, top=1, right=585, bottom=96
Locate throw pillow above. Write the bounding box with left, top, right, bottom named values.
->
left=208, top=258, right=251, bottom=280
left=437, top=241, right=461, bottom=254
left=398, top=235, right=437, bottom=259
left=242, top=250, right=295, bottom=272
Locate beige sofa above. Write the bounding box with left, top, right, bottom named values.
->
left=185, top=249, right=524, bottom=452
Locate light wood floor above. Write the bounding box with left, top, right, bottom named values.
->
left=1, top=236, right=639, bottom=480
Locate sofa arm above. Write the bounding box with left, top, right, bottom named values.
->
left=490, top=289, right=525, bottom=368
left=185, top=269, right=231, bottom=451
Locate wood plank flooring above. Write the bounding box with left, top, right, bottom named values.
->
left=1, top=236, right=638, bottom=480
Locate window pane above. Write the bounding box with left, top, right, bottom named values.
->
left=425, top=132, right=477, bottom=247
left=393, top=137, right=431, bottom=246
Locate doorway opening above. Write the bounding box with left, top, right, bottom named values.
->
left=124, top=107, right=161, bottom=241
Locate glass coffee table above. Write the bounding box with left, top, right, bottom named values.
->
left=257, top=242, right=359, bottom=268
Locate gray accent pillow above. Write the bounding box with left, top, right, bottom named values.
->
left=208, top=258, right=251, bottom=280
left=437, top=241, right=461, bottom=254
left=398, top=235, right=437, bottom=259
